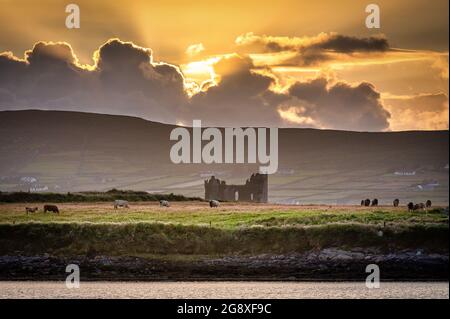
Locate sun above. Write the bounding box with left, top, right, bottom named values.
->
left=181, top=57, right=221, bottom=84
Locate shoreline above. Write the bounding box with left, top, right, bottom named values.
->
left=1, top=249, right=448, bottom=282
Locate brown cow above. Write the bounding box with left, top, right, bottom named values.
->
left=44, top=205, right=59, bottom=214
left=25, top=207, right=38, bottom=214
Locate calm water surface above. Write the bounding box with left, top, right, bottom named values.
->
left=0, top=281, right=448, bottom=299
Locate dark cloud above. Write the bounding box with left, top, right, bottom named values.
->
left=95, top=40, right=186, bottom=113
left=287, top=78, right=391, bottom=131
left=294, top=34, right=390, bottom=66
left=96, top=40, right=152, bottom=71
left=236, top=32, right=391, bottom=66
left=1, top=42, right=88, bottom=106
left=314, top=34, right=389, bottom=53
left=0, top=88, right=15, bottom=104
left=25, top=41, right=78, bottom=67
left=0, top=52, right=27, bottom=89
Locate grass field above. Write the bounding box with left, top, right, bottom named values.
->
left=0, top=202, right=448, bottom=228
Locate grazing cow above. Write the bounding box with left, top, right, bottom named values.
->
left=209, top=200, right=220, bottom=208
left=360, top=200, right=365, bottom=206
left=44, top=205, right=59, bottom=214
left=160, top=200, right=170, bottom=207
left=407, top=202, right=414, bottom=212
left=426, top=200, right=432, bottom=208
left=364, top=199, right=371, bottom=207
left=25, top=207, right=38, bottom=214
left=114, top=200, right=129, bottom=209
left=393, top=199, right=400, bottom=207
left=371, top=199, right=379, bottom=206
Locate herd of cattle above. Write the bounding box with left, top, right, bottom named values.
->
left=360, top=198, right=432, bottom=211
left=25, top=199, right=435, bottom=214
left=25, top=200, right=221, bottom=214
left=113, top=199, right=220, bottom=209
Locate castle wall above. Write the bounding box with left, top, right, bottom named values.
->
left=204, top=173, right=268, bottom=203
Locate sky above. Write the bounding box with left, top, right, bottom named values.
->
left=0, top=0, right=448, bottom=131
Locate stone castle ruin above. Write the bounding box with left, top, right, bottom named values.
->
left=204, top=173, right=268, bottom=203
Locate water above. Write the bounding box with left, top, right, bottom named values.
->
left=0, top=281, right=448, bottom=299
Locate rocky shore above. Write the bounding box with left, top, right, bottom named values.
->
left=0, top=248, right=447, bottom=281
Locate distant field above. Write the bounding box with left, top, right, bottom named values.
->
left=0, top=202, right=448, bottom=228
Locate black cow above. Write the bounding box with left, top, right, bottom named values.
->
left=393, top=199, right=400, bottom=207
left=407, top=202, right=414, bottom=212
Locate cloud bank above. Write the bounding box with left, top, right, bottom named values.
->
left=0, top=37, right=447, bottom=131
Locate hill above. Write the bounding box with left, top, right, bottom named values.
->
left=0, top=110, right=448, bottom=204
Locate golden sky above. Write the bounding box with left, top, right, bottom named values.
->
left=0, top=0, right=448, bottom=131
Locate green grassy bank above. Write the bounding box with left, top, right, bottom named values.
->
left=0, top=222, right=447, bottom=256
